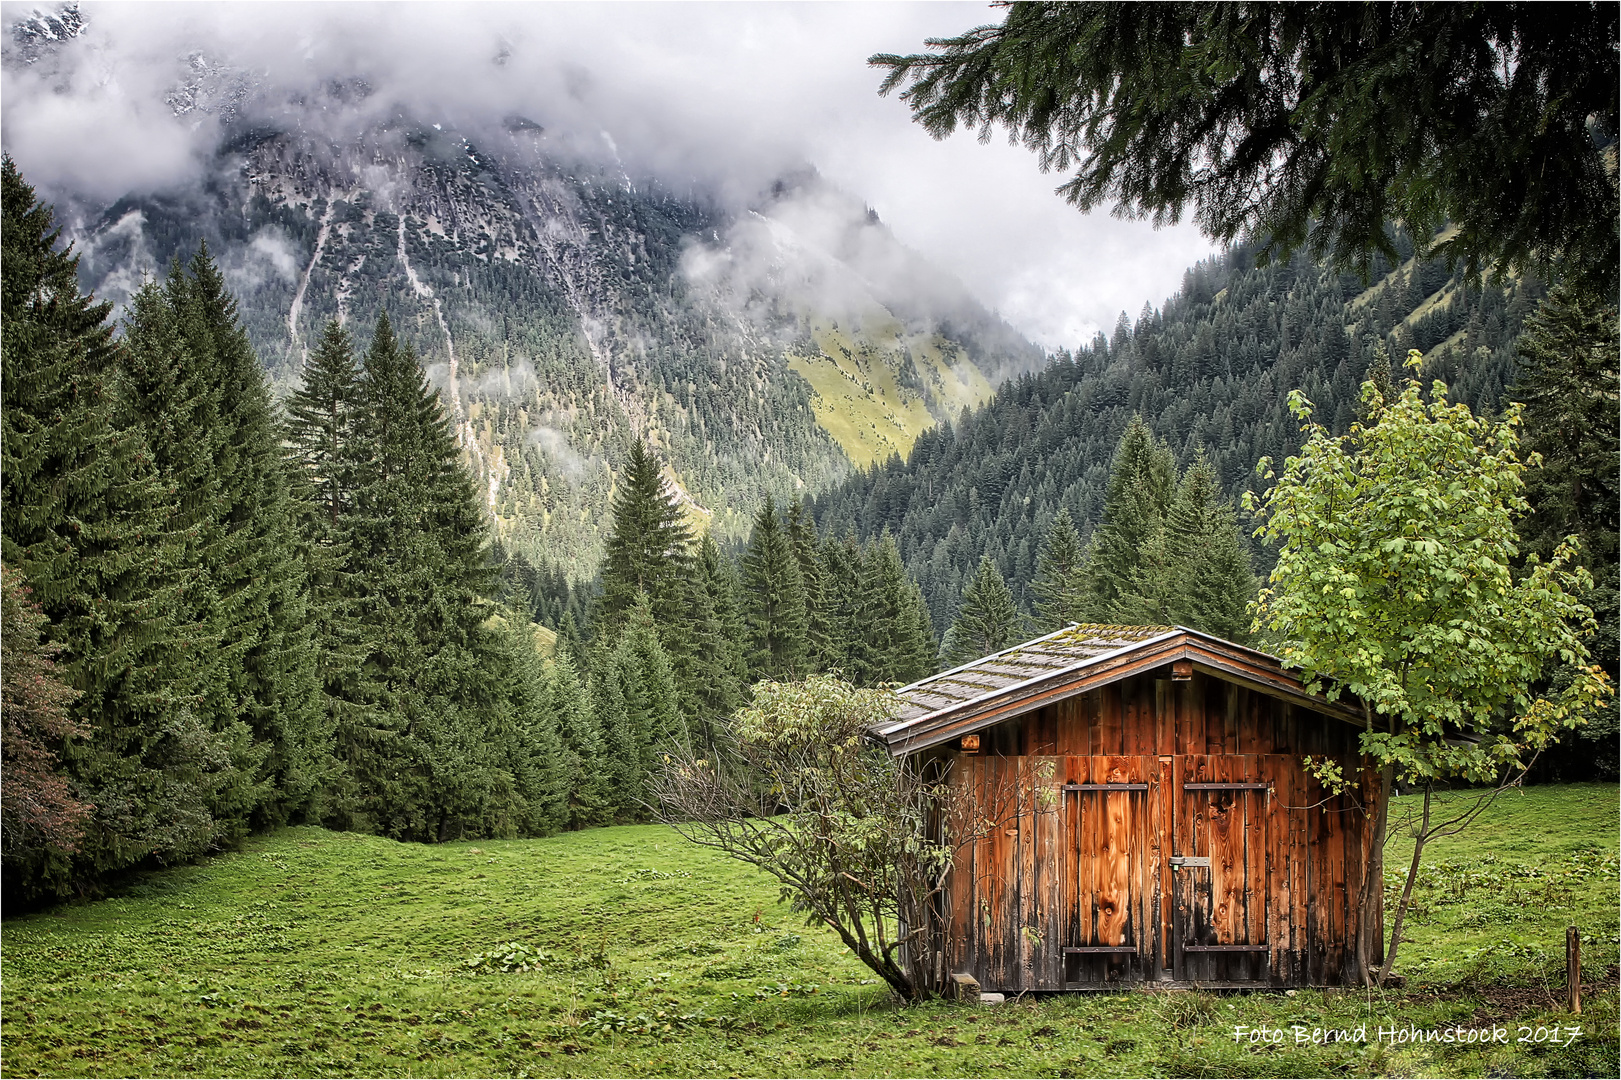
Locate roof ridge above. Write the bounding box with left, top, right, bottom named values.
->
left=878, top=626, right=1184, bottom=737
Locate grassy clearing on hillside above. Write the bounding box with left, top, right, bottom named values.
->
left=2, top=784, right=1616, bottom=1079
left=788, top=318, right=992, bottom=468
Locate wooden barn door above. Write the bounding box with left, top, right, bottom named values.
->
left=1060, top=756, right=1157, bottom=986
left=1172, top=756, right=1271, bottom=984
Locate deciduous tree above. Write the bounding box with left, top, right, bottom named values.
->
left=1247, top=352, right=1611, bottom=986
left=654, top=676, right=957, bottom=1000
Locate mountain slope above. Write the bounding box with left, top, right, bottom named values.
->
left=52, top=85, right=1037, bottom=574
left=810, top=233, right=1545, bottom=631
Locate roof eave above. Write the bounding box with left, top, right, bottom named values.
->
left=879, top=631, right=1366, bottom=757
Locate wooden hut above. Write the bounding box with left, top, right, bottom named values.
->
left=874, top=625, right=1378, bottom=991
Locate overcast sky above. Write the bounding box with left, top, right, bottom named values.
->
left=1, top=1, right=1217, bottom=350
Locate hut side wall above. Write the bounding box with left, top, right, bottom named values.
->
left=941, top=670, right=1374, bottom=990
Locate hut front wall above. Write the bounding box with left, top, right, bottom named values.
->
left=940, top=670, right=1375, bottom=990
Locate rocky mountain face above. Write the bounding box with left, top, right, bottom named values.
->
left=26, top=28, right=1041, bottom=576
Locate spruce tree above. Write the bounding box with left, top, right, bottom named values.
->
left=671, top=534, right=747, bottom=745
left=1166, top=455, right=1258, bottom=642
left=897, top=582, right=940, bottom=684
left=1513, top=287, right=1620, bottom=581
left=117, top=267, right=253, bottom=819
left=495, top=618, right=567, bottom=835
left=286, top=320, right=362, bottom=529
left=593, top=652, right=643, bottom=822
left=741, top=496, right=809, bottom=680
left=555, top=611, right=588, bottom=670
left=1512, top=287, right=1620, bottom=776
left=333, top=313, right=505, bottom=840
left=1030, top=508, right=1086, bottom=630
left=1083, top=415, right=1176, bottom=621
left=858, top=535, right=937, bottom=684
left=599, top=596, right=684, bottom=821
left=599, top=439, right=693, bottom=641
left=285, top=320, right=370, bottom=814
left=173, top=247, right=323, bottom=830
left=2, top=159, right=232, bottom=900
left=1116, top=514, right=1179, bottom=627
left=786, top=501, right=835, bottom=670
left=551, top=654, right=614, bottom=830
left=817, top=532, right=867, bottom=680
left=944, top=556, right=1024, bottom=665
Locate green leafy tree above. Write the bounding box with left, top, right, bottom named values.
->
left=1248, top=351, right=1612, bottom=986
left=741, top=496, right=809, bottom=680
left=1030, top=508, right=1086, bottom=630
left=654, top=676, right=960, bottom=1001
left=873, top=2, right=1619, bottom=293
left=944, top=556, right=1023, bottom=666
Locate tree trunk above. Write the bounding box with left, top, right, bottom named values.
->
left=1377, top=783, right=1431, bottom=987
left=1358, top=760, right=1393, bottom=986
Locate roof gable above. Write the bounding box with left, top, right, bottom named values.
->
left=876, top=624, right=1364, bottom=756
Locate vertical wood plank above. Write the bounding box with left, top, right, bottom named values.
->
left=1098, top=688, right=1119, bottom=756
left=1062, top=760, right=1078, bottom=985
left=1244, top=757, right=1269, bottom=982
left=1221, top=687, right=1236, bottom=755
left=989, top=754, right=1009, bottom=989
left=1043, top=756, right=1063, bottom=988
left=1158, top=754, right=1174, bottom=974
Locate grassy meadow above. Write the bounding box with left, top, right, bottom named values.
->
left=2, top=783, right=1616, bottom=1078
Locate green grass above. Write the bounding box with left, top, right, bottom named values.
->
left=788, top=314, right=992, bottom=469
left=2, top=784, right=1616, bottom=1078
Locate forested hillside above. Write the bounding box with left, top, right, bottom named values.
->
left=811, top=232, right=1545, bottom=632
left=2, top=158, right=952, bottom=904
left=62, top=104, right=1038, bottom=576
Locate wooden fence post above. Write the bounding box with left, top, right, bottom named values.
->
left=1566, top=926, right=1581, bottom=1015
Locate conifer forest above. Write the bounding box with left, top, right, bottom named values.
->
left=2, top=17, right=1618, bottom=1076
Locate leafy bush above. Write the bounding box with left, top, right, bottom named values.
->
left=463, top=942, right=552, bottom=974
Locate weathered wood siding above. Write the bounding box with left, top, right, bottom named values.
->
left=942, top=670, right=1375, bottom=989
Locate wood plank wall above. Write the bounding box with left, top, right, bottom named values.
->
left=941, top=670, right=1372, bottom=989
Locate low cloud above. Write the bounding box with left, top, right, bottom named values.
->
left=526, top=424, right=588, bottom=482
left=219, top=226, right=301, bottom=292
left=75, top=206, right=155, bottom=313
left=680, top=180, right=979, bottom=343
left=467, top=359, right=540, bottom=400
left=3, top=2, right=1217, bottom=352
